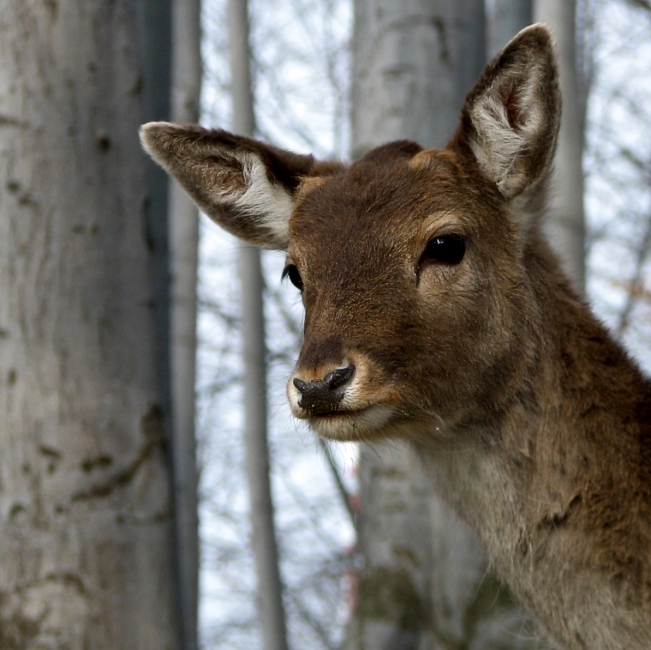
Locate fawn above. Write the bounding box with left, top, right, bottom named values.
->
left=141, top=24, right=651, bottom=650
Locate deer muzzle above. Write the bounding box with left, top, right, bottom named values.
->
left=292, top=364, right=355, bottom=416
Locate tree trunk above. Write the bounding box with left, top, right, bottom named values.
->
left=345, top=1, right=536, bottom=648
left=534, top=0, right=586, bottom=293
left=227, top=1, right=290, bottom=649
left=488, top=0, right=533, bottom=58
left=169, top=0, right=202, bottom=647
left=351, top=0, right=456, bottom=157
left=0, top=1, right=181, bottom=648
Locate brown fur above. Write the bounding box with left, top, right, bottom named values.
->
left=141, top=25, right=651, bottom=649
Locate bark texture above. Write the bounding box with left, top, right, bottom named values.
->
left=346, top=1, right=537, bottom=648
left=0, top=1, right=180, bottom=648
left=352, top=0, right=486, bottom=158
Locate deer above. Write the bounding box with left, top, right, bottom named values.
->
left=141, top=24, right=651, bottom=650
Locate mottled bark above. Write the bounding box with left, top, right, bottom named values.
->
left=0, top=1, right=180, bottom=648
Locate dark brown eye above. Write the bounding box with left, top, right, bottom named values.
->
left=420, top=234, right=467, bottom=266
left=282, top=264, right=304, bottom=291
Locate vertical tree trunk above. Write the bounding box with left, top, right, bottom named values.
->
left=345, top=2, right=536, bottom=648
left=351, top=0, right=456, bottom=157
left=169, top=0, right=202, bottom=648
left=227, top=1, right=289, bottom=649
left=534, top=0, right=586, bottom=292
left=453, top=0, right=487, bottom=107
left=0, top=1, right=181, bottom=648
left=488, top=0, right=533, bottom=58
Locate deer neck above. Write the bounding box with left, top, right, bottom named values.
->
left=413, top=238, right=651, bottom=648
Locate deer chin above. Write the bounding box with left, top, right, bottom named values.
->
left=299, top=405, right=397, bottom=442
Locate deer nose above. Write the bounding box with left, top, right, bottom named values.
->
left=292, top=365, right=355, bottom=415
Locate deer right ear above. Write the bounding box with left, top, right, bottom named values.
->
left=451, top=24, right=560, bottom=200
left=140, top=123, right=339, bottom=250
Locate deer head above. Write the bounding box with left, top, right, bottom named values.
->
left=141, top=24, right=559, bottom=444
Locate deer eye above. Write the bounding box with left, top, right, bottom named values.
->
left=420, top=234, right=467, bottom=266
left=282, top=264, right=304, bottom=291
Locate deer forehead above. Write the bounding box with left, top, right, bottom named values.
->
left=287, top=157, right=505, bottom=273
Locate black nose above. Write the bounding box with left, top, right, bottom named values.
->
left=293, top=365, right=355, bottom=415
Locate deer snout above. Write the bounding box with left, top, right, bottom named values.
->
left=291, top=364, right=355, bottom=416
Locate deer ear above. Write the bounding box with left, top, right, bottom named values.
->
left=451, top=24, right=560, bottom=200
left=140, top=123, right=338, bottom=250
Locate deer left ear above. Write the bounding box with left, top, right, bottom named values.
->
left=140, top=123, right=341, bottom=250
left=450, top=24, right=560, bottom=201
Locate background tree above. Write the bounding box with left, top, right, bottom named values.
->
left=169, top=0, right=203, bottom=648
left=535, top=0, right=587, bottom=291
left=227, top=0, right=290, bottom=648
left=0, top=1, right=181, bottom=647
left=488, top=0, right=533, bottom=56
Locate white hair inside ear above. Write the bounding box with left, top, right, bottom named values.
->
left=234, top=154, right=294, bottom=246
left=469, top=61, right=546, bottom=198
left=453, top=23, right=559, bottom=208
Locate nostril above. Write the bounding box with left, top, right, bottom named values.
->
left=293, top=377, right=308, bottom=394
left=293, top=365, right=355, bottom=395
left=324, top=365, right=355, bottom=390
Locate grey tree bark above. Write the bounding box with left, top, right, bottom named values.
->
left=534, top=0, right=586, bottom=292
left=488, top=0, right=533, bottom=57
left=0, top=1, right=181, bottom=648
left=227, top=1, right=289, bottom=649
left=345, top=2, right=537, bottom=648
left=169, top=0, right=202, bottom=648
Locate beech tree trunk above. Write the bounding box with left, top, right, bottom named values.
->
left=169, top=0, right=202, bottom=647
left=0, top=1, right=181, bottom=648
left=534, top=0, right=586, bottom=292
left=345, top=2, right=536, bottom=648
left=227, top=1, right=290, bottom=649
left=488, top=0, right=533, bottom=57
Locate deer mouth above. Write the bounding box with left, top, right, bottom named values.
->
left=302, top=404, right=397, bottom=442
left=298, top=403, right=369, bottom=419
left=288, top=356, right=399, bottom=440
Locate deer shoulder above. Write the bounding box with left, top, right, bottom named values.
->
left=141, top=24, right=651, bottom=650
